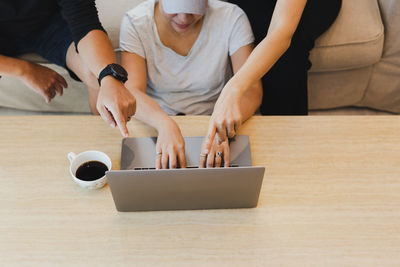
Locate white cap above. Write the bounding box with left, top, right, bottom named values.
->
left=162, top=0, right=207, bottom=15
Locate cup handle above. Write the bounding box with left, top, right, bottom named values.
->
left=68, top=152, right=76, bottom=164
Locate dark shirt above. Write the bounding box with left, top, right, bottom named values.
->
left=0, top=0, right=105, bottom=46
left=228, top=0, right=277, bottom=44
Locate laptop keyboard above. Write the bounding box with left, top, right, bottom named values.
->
left=133, top=164, right=239, bottom=170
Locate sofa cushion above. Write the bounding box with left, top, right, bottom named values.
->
left=309, top=0, right=384, bottom=72
left=308, top=66, right=374, bottom=110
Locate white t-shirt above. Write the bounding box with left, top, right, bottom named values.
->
left=120, top=0, right=254, bottom=115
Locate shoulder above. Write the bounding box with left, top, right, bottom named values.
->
left=207, top=0, right=246, bottom=20
left=204, top=0, right=249, bottom=38
left=123, top=0, right=154, bottom=28
left=206, top=0, right=248, bottom=32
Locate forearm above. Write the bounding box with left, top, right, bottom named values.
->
left=76, top=30, right=117, bottom=77
left=239, top=81, right=263, bottom=122
left=129, top=89, right=174, bottom=132
left=231, top=0, right=307, bottom=93
left=230, top=32, right=291, bottom=93
left=0, top=55, right=29, bottom=78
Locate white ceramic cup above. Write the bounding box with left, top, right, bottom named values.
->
left=67, top=151, right=112, bottom=190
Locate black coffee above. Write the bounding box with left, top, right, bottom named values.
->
left=76, top=161, right=108, bottom=181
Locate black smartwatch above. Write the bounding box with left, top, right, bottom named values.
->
left=98, top=63, right=128, bottom=86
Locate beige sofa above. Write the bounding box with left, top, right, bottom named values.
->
left=309, top=0, right=400, bottom=113
left=0, top=0, right=399, bottom=114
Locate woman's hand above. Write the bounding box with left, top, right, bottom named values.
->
left=201, top=86, right=243, bottom=159
left=155, top=119, right=186, bottom=169
left=199, top=137, right=230, bottom=168
left=213, top=87, right=243, bottom=141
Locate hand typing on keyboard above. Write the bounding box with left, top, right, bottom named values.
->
left=199, top=135, right=230, bottom=168
left=155, top=119, right=187, bottom=169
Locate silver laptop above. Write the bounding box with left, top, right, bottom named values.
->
left=106, top=135, right=265, bottom=212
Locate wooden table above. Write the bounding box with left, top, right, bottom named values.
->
left=0, top=116, right=399, bottom=266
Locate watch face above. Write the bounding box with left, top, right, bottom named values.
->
left=110, top=63, right=128, bottom=78
left=98, top=64, right=128, bottom=86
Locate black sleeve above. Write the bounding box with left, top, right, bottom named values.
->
left=57, top=0, right=106, bottom=48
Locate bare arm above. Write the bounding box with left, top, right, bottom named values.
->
left=76, top=30, right=118, bottom=78
left=200, top=0, right=306, bottom=167
left=76, top=30, right=136, bottom=137
left=208, top=43, right=263, bottom=140
left=228, top=0, right=307, bottom=92
left=0, top=55, right=27, bottom=77
left=0, top=55, right=67, bottom=103
left=201, top=0, right=307, bottom=155
left=230, top=44, right=263, bottom=122
left=200, top=43, right=262, bottom=167
left=120, top=51, right=171, bottom=131
left=121, top=52, right=186, bottom=169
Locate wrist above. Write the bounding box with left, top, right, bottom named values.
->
left=218, top=79, right=244, bottom=105
left=16, top=60, right=31, bottom=78
left=99, top=75, right=123, bottom=88
left=98, top=63, right=128, bottom=87
left=156, top=116, right=178, bottom=132
left=227, top=76, right=250, bottom=95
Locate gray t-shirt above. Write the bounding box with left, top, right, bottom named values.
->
left=120, top=0, right=254, bottom=115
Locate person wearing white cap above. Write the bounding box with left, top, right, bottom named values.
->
left=120, top=0, right=262, bottom=169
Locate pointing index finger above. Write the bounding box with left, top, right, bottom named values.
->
left=110, top=108, right=129, bottom=137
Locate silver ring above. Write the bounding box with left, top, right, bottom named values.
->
left=216, top=152, right=222, bottom=158
left=156, top=151, right=162, bottom=156
left=200, top=153, right=207, bottom=157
